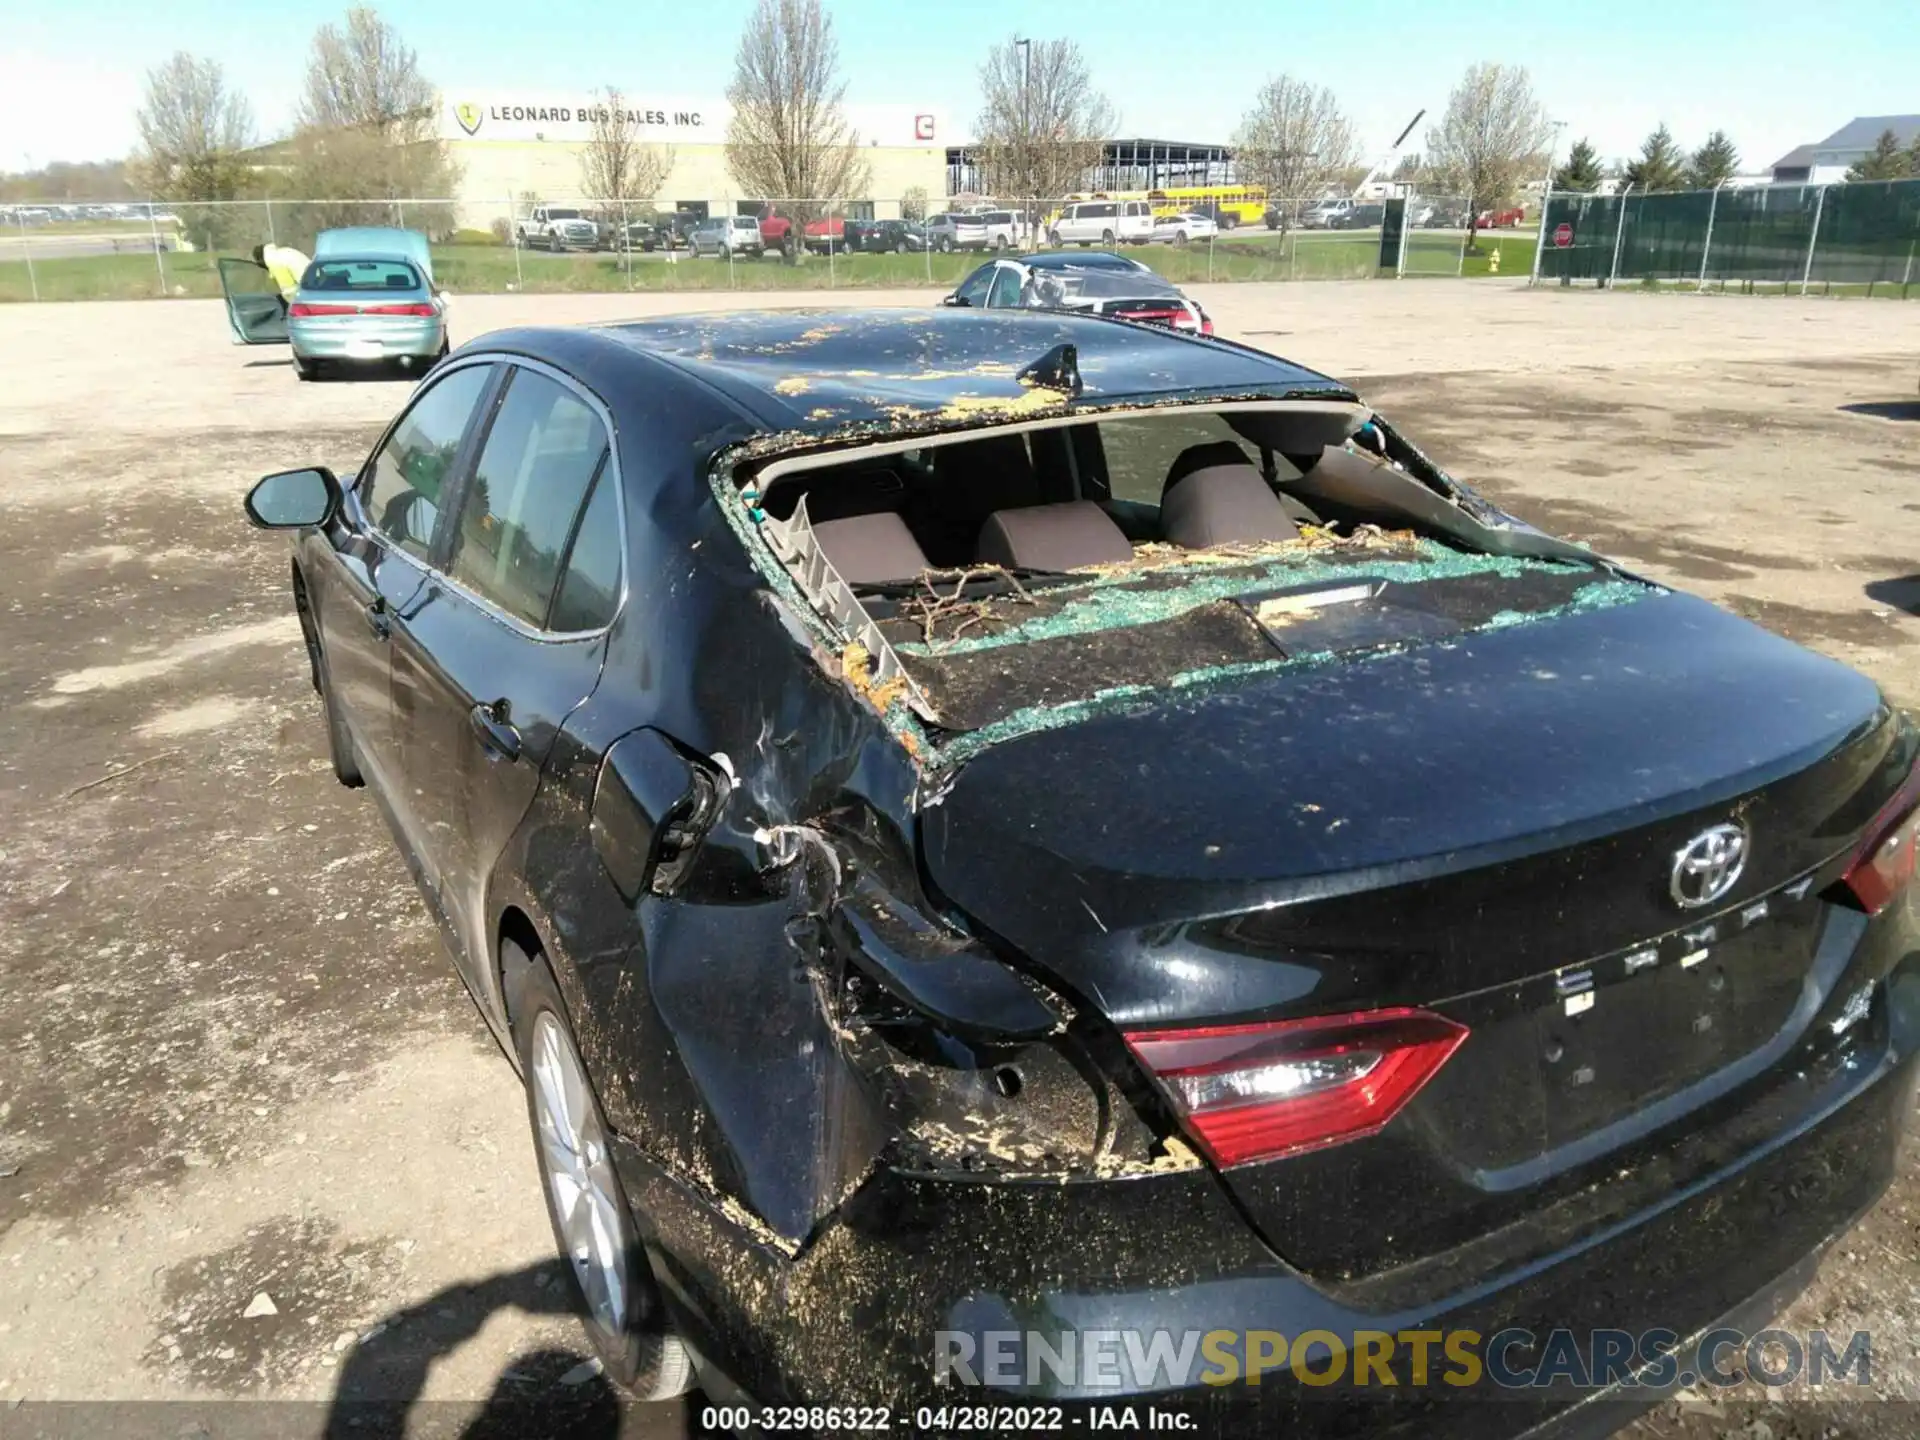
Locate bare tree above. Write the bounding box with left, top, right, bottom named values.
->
left=131, top=52, right=257, bottom=251
left=579, top=89, right=675, bottom=208
left=724, top=0, right=869, bottom=238
left=1232, top=76, right=1360, bottom=209
left=971, top=37, right=1115, bottom=201
left=132, top=53, right=255, bottom=196
left=298, top=6, right=435, bottom=136
left=1427, top=63, right=1549, bottom=241
left=285, top=7, right=457, bottom=235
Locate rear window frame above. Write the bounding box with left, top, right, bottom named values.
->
left=300, top=257, right=424, bottom=293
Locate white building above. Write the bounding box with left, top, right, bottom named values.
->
left=435, top=90, right=953, bottom=227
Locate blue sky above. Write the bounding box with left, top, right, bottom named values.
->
left=4, top=0, right=1915, bottom=175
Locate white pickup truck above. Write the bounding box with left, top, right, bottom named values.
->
left=514, top=206, right=601, bottom=251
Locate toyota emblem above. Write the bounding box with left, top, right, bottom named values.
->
left=1670, top=823, right=1749, bottom=909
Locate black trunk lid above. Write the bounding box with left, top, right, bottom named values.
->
left=919, top=591, right=1900, bottom=1285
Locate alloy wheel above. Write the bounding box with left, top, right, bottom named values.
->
left=530, top=1011, right=630, bottom=1347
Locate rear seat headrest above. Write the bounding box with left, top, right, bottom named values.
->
left=812, top=511, right=930, bottom=585
left=976, top=501, right=1134, bottom=572
left=1164, top=440, right=1256, bottom=490
left=1161, top=443, right=1300, bottom=550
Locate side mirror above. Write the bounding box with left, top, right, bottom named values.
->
left=245, top=466, right=340, bottom=529
left=941, top=294, right=968, bottom=308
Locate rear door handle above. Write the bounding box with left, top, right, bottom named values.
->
left=365, top=596, right=391, bottom=641
left=469, top=701, right=522, bottom=762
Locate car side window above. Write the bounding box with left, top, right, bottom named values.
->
left=986, top=266, right=1022, bottom=308
left=954, top=264, right=995, bottom=306
left=548, top=468, right=623, bottom=632
left=360, top=364, right=493, bottom=559
left=446, top=369, right=610, bottom=627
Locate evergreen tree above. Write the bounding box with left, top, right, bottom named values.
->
left=1685, top=130, right=1740, bottom=189
left=1847, top=129, right=1908, bottom=182
left=1621, top=124, right=1686, bottom=192
left=1552, top=137, right=1604, bottom=191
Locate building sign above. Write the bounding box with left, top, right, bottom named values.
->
left=444, top=96, right=718, bottom=142
left=442, top=93, right=946, bottom=148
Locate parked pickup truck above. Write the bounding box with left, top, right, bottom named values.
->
left=757, top=210, right=795, bottom=254
left=515, top=206, right=600, bottom=251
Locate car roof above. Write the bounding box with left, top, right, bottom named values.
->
left=543, top=308, right=1345, bottom=441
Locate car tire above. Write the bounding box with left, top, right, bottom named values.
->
left=1101, top=229, right=1115, bottom=245
left=1174, top=231, right=1188, bottom=247
left=504, top=940, right=696, bottom=1402
left=294, top=355, right=318, bottom=381
left=315, top=645, right=363, bottom=788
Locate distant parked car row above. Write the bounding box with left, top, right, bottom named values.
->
left=501, top=194, right=1539, bottom=264
left=0, top=202, right=178, bottom=226
left=507, top=206, right=942, bottom=259
left=1257, top=196, right=1484, bottom=231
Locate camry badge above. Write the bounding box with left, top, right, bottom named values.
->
left=1671, top=823, right=1749, bottom=910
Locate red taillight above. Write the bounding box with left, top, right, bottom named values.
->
left=1124, top=1008, right=1468, bottom=1167
left=288, top=301, right=433, bottom=317
left=1838, top=760, right=1920, bottom=914
left=1200, top=315, right=1215, bottom=335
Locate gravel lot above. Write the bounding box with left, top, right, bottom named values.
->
left=1, top=280, right=1916, bottom=1438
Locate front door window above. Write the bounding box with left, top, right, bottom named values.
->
left=445, top=370, right=610, bottom=627
left=360, top=365, right=494, bottom=560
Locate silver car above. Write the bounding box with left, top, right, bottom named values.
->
left=219, top=227, right=449, bottom=381
left=689, top=216, right=765, bottom=258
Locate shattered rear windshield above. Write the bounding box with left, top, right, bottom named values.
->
left=725, top=405, right=1654, bottom=765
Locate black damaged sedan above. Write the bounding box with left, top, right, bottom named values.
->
left=245, top=309, right=1920, bottom=1435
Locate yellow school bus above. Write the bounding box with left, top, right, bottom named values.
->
left=1144, top=186, right=1268, bottom=228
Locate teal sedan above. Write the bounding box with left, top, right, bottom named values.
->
left=219, top=227, right=449, bottom=381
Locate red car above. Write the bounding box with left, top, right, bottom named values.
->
left=1476, top=204, right=1526, bottom=228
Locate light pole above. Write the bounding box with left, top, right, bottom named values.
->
left=1015, top=37, right=1032, bottom=221
left=1528, top=119, right=1565, bottom=287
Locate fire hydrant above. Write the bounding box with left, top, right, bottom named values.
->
left=1488, top=245, right=1501, bottom=273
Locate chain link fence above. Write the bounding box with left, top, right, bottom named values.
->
left=1533, top=177, right=1920, bottom=295
left=1, top=194, right=1488, bottom=302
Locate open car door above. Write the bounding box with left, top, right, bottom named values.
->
left=217, top=258, right=289, bottom=345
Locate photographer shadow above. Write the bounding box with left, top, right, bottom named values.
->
left=322, top=1259, right=715, bottom=1439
